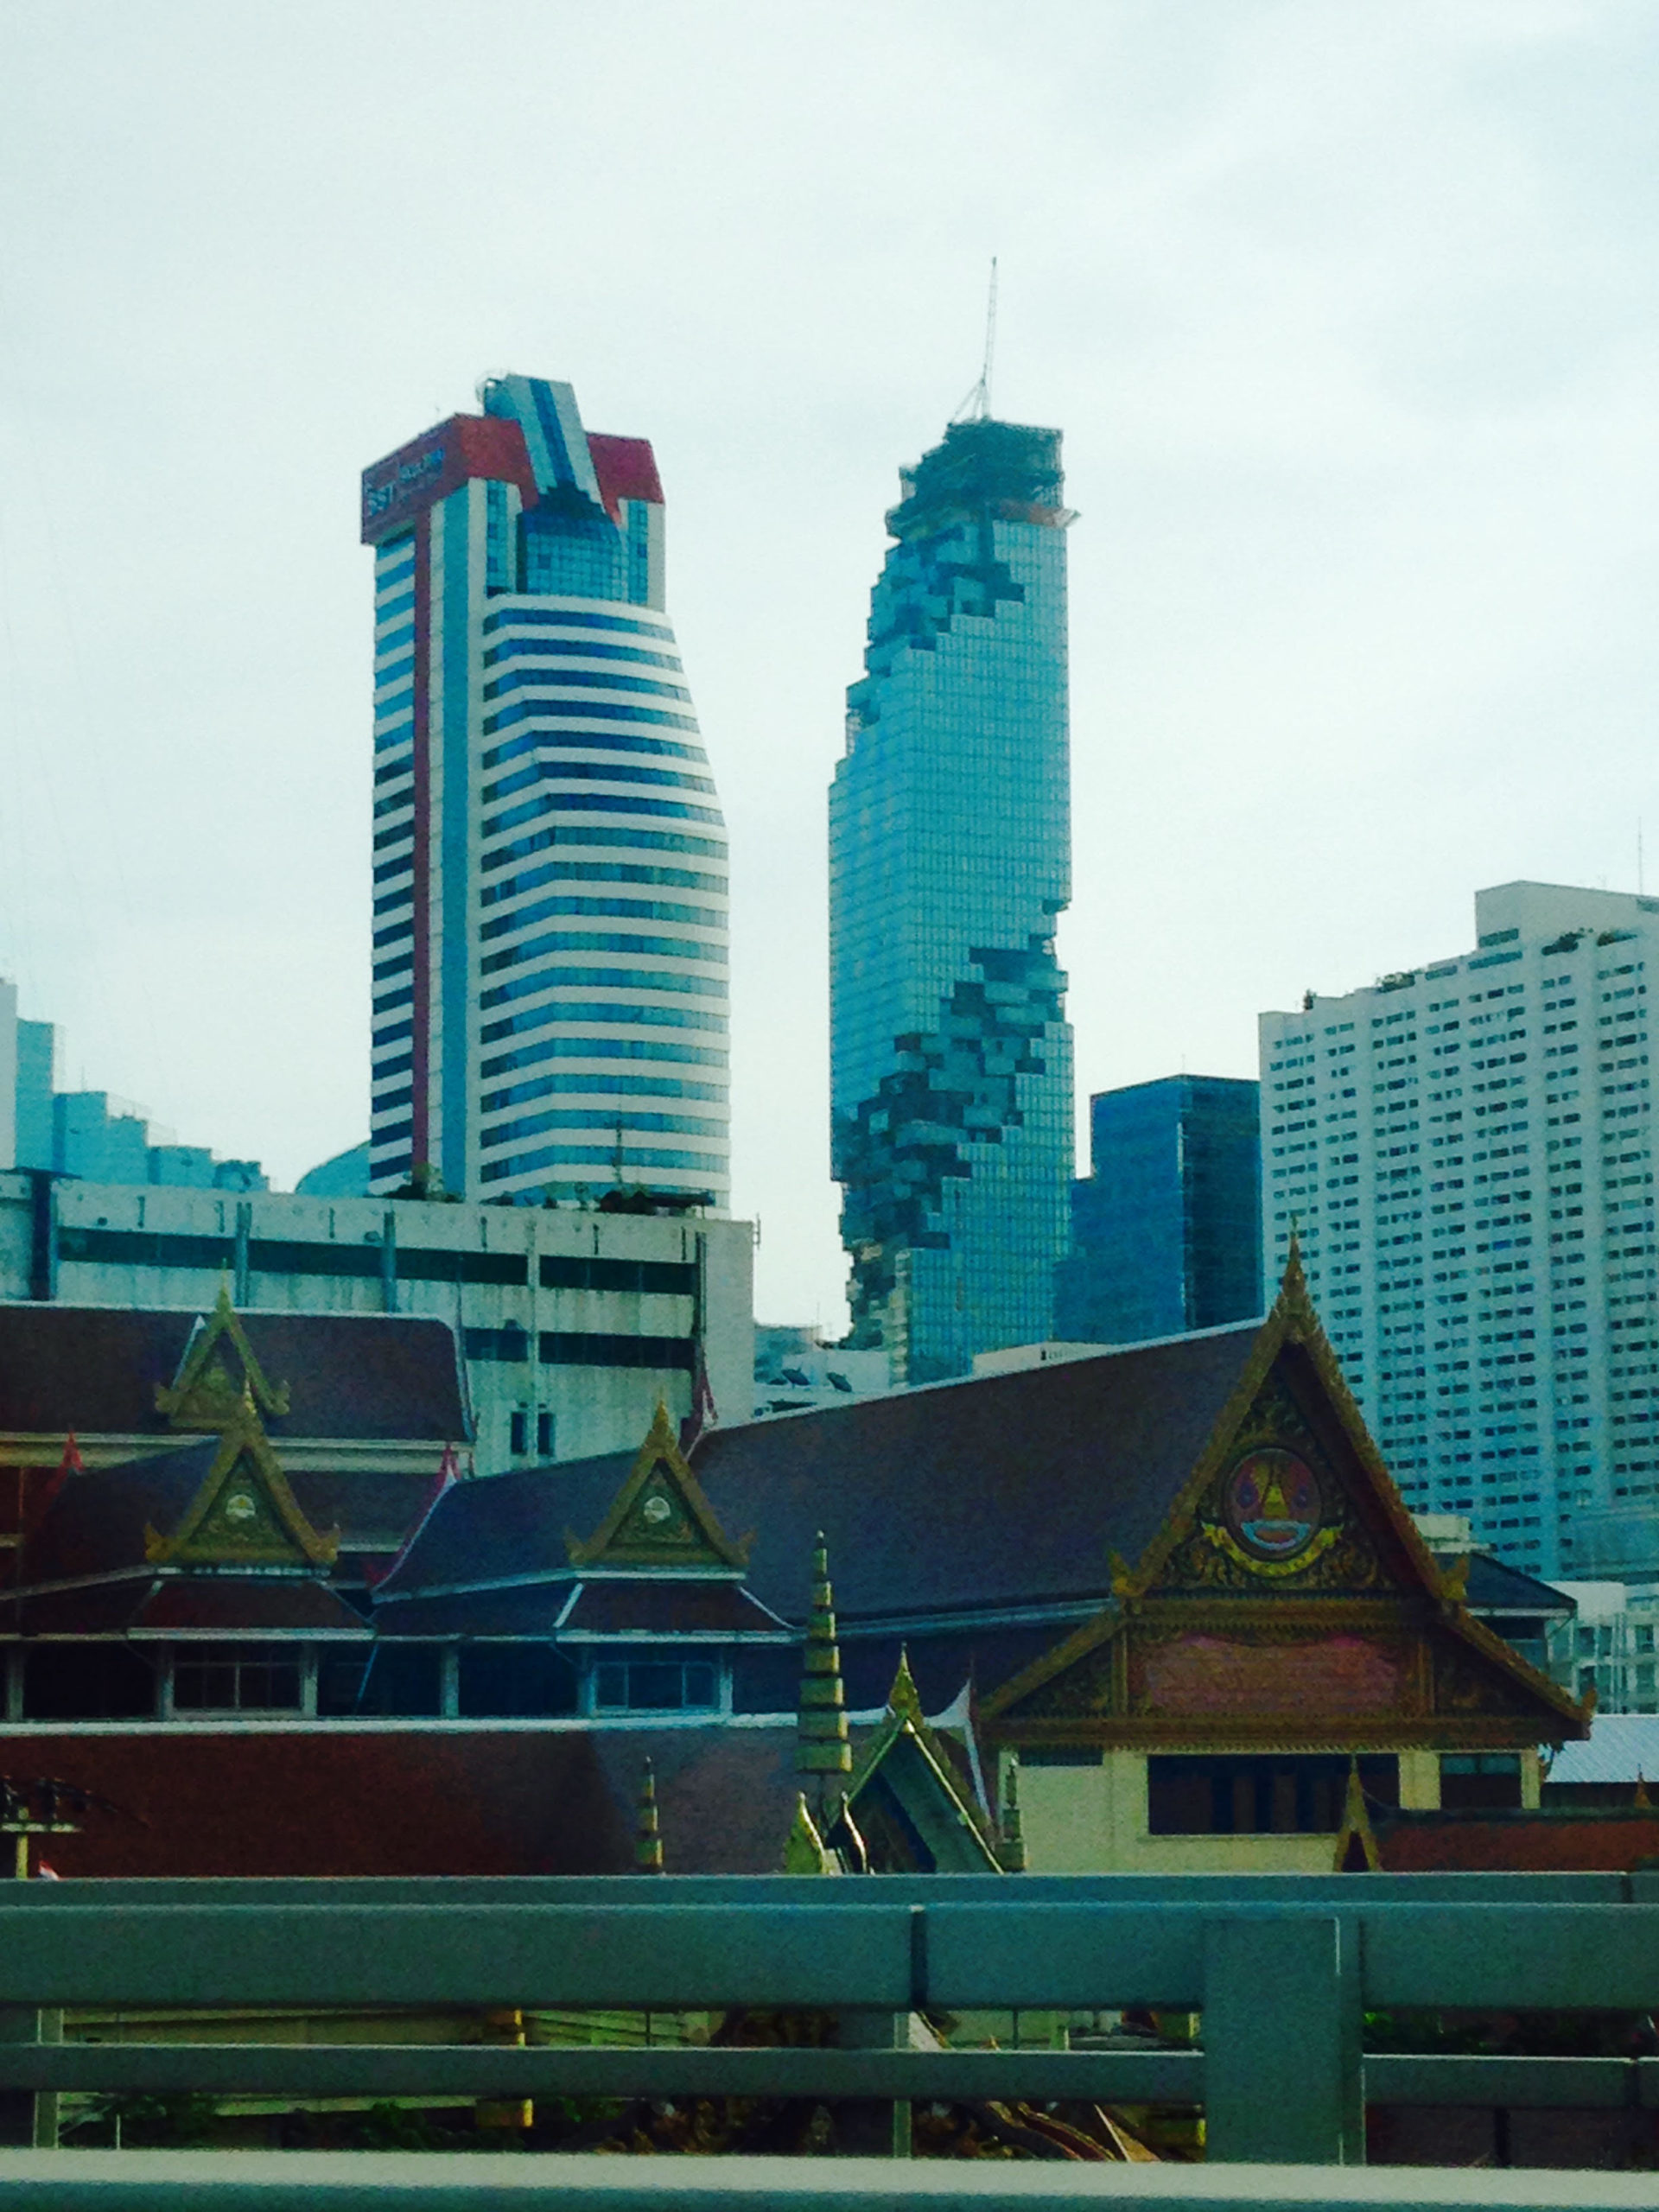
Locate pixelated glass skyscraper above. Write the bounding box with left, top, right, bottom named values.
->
left=830, top=417, right=1073, bottom=1381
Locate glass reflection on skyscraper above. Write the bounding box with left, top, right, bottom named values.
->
left=830, top=416, right=1073, bottom=1382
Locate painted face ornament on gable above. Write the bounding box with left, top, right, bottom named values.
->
left=1224, top=1448, right=1322, bottom=1563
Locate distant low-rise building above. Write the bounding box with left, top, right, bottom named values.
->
left=0, top=978, right=264, bottom=1191
left=753, top=1325, right=889, bottom=1417
left=0, top=1175, right=753, bottom=1471
left=296, top=1142, right=372, bottom=1198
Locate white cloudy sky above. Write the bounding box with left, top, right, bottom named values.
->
left=1, top=1, right=1656, bottom=1330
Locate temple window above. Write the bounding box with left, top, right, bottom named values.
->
left=22, top=1643, right=157, bottom=1722
left=317, top=1652, right=378, bottom=1716
left=1147, top=1755, right=1399, bottom=1836
left=330, top=1644, right=442, bottom=1719
left=458, top=1643, right=577, bottom=1719
left=1440, top=1753, right=1522, bottom=1809
left=171, top=1643, right=302, bottom=1714
left=590, top=1658, right=721, bottom=1714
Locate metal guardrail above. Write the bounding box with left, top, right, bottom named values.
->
left=0, top=1873, right=1652, bottom=2198
left=0, top=2148, right=1656, bottom=2210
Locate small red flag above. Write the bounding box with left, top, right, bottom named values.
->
left=26, top=1432, right=85, bottom=1534
left=365, top=1442, right=461, bottom=1590
left=679, top=1349, right=718, bottom=1455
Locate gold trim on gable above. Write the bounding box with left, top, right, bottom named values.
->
left=145, top=1393, right=337, bottom=1568
left=156, top=1281, right=292, bottom=1432
left=566, top=1402, right=750, bottom=1572
left=982, top=1245, right=1588, bottom=1745
left=831, top=1653, right=1001, bottom=1872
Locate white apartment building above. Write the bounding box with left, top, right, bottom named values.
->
left=1549, top=1583, right=1659, bottom=1713
left=1261, top=880, right=1657, bottom=1582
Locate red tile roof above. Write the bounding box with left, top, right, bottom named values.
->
left=7, top=1444, right=440, bottom=1596
left=0, top=1730, right=632, bottom=1878
left=1377, top=1809, right=1659, bottom=1872
left=10, top=1440, right=218, bottom=1584
left=561, top=1583, right=785, bottom=1637
left=130, top=1580, right=369, bottom=1634
left=593, top=1726, right=802, bottom=1874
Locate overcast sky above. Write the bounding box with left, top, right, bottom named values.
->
left=1, top=1, right=1656, bottom=1331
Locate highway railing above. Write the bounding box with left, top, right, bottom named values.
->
left=0, top=1872, right=1651, bottom=2205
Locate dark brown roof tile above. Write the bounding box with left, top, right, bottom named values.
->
left=0, top=1306, right=469, bottom=1441
left=382, top=1325, right=1261, bottom=1625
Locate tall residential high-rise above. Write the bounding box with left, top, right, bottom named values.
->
left=830, top=417, right=1073, bottom=1382
left=1260, top=880, right=1659, bottom=1581
left=1055, top=1076, right=1263, bottom=1347
left=359, top=378, right=729, bottom=1210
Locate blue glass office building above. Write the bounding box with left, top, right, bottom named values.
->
left=1055, top=1076, right=1263, bottom=1346
left=830, top=418, right=1073, bottom=1382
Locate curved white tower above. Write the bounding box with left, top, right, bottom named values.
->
left=360, top=377, right=728, bottom=1210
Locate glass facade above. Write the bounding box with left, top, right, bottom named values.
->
left=1055, top=1077, right=1264, bottom=1346
left=830, top=419, right=1073, bottom=1381
left=360, top=378, right=728, bottom=1207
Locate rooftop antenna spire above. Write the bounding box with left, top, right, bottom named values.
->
left=952, top=257, right=999, bottom=423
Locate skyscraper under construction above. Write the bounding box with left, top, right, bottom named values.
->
left=830, top=416, right=1074, bottom=1382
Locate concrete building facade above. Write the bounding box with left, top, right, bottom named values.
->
left=1260, top=880, right=1659, bottom=1581
left=1549, top=1581, right=1659, bottom=1713
left=0, top=1176, right=753, bottom=1471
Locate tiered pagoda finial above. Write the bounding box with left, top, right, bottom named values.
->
left=797, top=1531, right=853, bottom=1802
left=634, top=1757, right=664, bottom=1873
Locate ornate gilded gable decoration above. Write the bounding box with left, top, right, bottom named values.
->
left=156, top=1282, right=291, bottom=1433
left=145, top=1389, right=338, bottom=1569
left=1154, top=1375, right=1386, bottom=1598
left=982, top=1241, right=1588, bottom=1749
left=1134, top=1241, right=1427, bottom=1605
left=566, top=1402, right=749, bottom=1571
